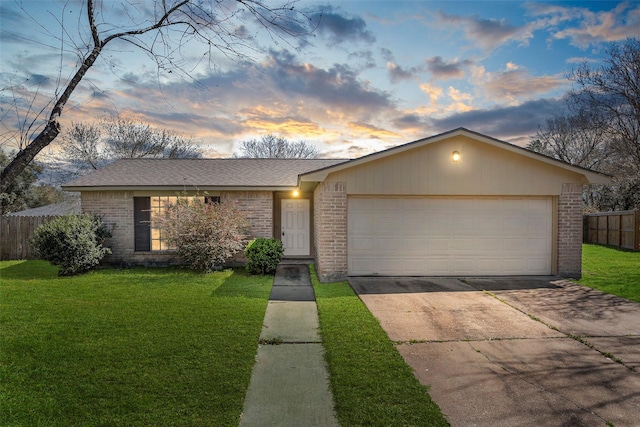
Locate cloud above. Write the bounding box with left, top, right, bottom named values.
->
left=474, top=63, right=566, bottom=104
left=436, top=10, right=535, bottom=51
left=267, top=49, right=393, bottom=114
left=60, top=48, right=398, bottom=156
left=526, top=1, right=640, bottom=48
left=240, top=112, right=327, bottom=138
left=430, top=98, right=565, bottom=145
left=309, top=6, right=375, bottom=45
left=447, top=87, right=473, bottom=112
left=387, top=62, right=422, bottom=83
left=347, top=121, right=402, bottom=140
left=426, top=56, right=473, bottom=80
left=419, top=83, right=443, bottom=105
left=347, top=50, right=377, bottom=70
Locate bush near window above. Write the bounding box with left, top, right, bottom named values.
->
left=158, top=198, right=249, bottom=273
left=30, top=214, right=112, bottom=276
left=245, top=238, right=284, bottom=275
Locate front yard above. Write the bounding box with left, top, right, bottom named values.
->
left=1, top=261, right=448, bottom=426
left=3, top=244, right=631, bottom=426
left=0, top=261, right=272, bottom=426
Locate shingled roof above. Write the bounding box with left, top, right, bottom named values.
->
left=61, top=158, right=348, bottom=191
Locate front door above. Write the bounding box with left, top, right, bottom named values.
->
left=281, top=199, right=310, bottom=256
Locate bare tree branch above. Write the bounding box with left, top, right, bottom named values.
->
left=1, top=0, right=314, bottom=192
left=234, top=134, right=320, bottom=158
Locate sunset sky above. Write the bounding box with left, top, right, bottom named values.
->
left=1, top=0, right=639, bottom=159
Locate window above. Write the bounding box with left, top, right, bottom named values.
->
left=205, top=196, right=221, bottom=205
left=150, top=196, right=180, bottom=251
left=134, top=196, right=202, bottom=252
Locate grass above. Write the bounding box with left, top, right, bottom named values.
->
left=310, top=265, right=449, bottom=426
left=0, top=260, right=273, bottom=427
left=579, top=244, right=640, bottom=303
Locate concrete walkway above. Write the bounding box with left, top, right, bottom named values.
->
left=239, top=264, right=339, bottom=427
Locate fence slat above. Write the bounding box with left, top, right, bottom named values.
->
left=583, top=210, right=639, bottom=251
left=0, top=215, right=58, bottom=260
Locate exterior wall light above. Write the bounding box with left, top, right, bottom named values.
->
left=452, top=151, right=461, bottom=162
left=292, top=190, right=300, bottom=197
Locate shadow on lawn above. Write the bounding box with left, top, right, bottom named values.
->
left=0, top=260, right=59, bottom=280
left=210, top=268, right=274, bottom=299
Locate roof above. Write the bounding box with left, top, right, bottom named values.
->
left=299, top=128, right=611, bottom=186
left=62, top=158, right=348, bottom=191
left=5, top=199, right=81, bottom=217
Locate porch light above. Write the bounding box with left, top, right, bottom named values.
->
left=452, top=151, right=460, bottom=162
left=292, top=190, right=300, bottom=197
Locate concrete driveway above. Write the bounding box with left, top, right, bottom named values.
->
left=349, top=277, right=640, bottom=427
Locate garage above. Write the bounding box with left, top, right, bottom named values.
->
left=348, top=196, right=553, bottom=276
left=300, top=128, right=610, bottom=282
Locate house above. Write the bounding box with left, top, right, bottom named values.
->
left=62, top=128, right=610, bottom=281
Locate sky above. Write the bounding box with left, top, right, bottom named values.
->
left=1, top=0, right=640, bottom=159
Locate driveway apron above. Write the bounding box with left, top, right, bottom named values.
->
left=350, top=277, right=640, bottom=427
left=240, top=264, right=339, bottom=427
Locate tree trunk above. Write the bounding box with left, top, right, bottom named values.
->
left=0, top=122, right=61, bottom=192
left=0, top=43, right=103, bottom=193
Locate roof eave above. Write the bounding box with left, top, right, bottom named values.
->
left=61, top=185, right=299, bottom=192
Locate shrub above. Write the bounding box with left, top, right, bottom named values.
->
left=158, top=198, right=249, bottom=273
left=30, top=214, right=112, bottom=276
left=245, top=238, right=284, bottom=275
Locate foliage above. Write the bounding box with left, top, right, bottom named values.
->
left=579, top=244, right=640, bottom=303
left=54, top=117, right=202, bottom=181
left=310, top=265, right=449, bottom=426
left=528, top=109, right=610, bottom=170
left=568, top=37, right=640, bottom=177
left=157, top=198, right=249, bottom=273
left=234, top=134, right=320, bottom=158
left=30, top=214, right=111, bottom=276
left=0, top=262, right=272, bottom=426
left=0, top=148, right=63, bottom=214
left=244, top=238, right=284, bottom=275
left=529, top=37, right=640, bottom=211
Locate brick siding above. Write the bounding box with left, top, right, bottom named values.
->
left=81, top=190, right=273, bottom=266
left=313, top=181, right=348, bottom=282
left=221, top=191, right=273, bottom=239
left=558, top=183, right=584, bottom=278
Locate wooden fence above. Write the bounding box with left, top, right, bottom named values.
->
left=0, top=215, right=58, bottom=260
left=583, top=210, right=640, bottom=251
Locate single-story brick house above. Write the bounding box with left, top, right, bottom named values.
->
left=62, top=128, right=610, bottom=281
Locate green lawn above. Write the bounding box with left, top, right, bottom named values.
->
left=310, top=265, right=449, bottom=427
left=579, top=244, right=640, bottom=303
left=0, top=261, right=272, bottom=427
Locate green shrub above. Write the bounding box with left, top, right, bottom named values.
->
left=244, top=238, right=284, bottom=275
left=30, top=214, right=112, bottom=276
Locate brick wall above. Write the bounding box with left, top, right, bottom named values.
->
left=313, top=181, right=348, bottom=282
left=81, top=191, right=134, bottom=264
left=81, top=190, right=273, bottom=266
left=221, top=191, right=273, bottom=239
left=558, top=183, right=583, bottom=278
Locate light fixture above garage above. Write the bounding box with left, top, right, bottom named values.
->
left=292, top=189, right=300, bottom=197
left=452, top=151, right=461, bottom=162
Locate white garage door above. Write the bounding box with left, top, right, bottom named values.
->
left=348, top=197, right=552, bottom=276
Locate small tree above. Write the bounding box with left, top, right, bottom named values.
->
left=234, top=135, right=320, bottom=158
left=30, top=214, right=112, bottom=276
left=158, top=198, right=249, bottom=272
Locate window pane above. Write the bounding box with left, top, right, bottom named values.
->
left=148, top=195, right=196, bottom=251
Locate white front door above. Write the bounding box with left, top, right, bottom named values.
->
left=281, top=199, right=310, bottom=256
